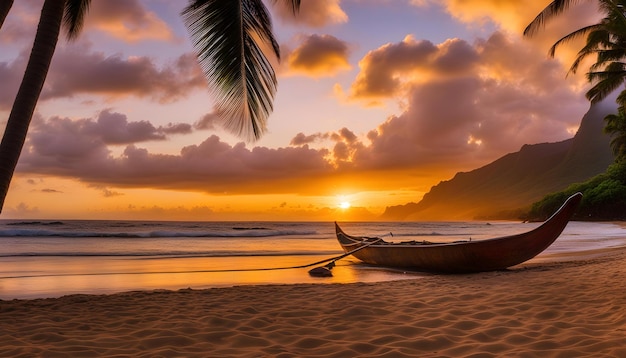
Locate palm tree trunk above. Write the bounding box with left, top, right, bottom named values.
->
left=0, top=0, right=14, bottom=29
left=0, top=0, right=66, bottom=213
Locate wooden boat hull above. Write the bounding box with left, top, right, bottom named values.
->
left=335, top=193, right=582, bottom=273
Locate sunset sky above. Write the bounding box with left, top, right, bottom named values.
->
left=0, top=0, right=603, bottom=221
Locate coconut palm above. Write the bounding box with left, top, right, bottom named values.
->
left=0, top=0, right=300, bottom=212
left=0, top=0, right=82, bottom=213
left=526, top=0, right=626, bottom=103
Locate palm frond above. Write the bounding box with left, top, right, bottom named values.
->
left=63, top=0, right=91, bottom=40
left=524, top=0, right=587, bottom=37
left=599, top=0, right=626, bottom=28
left=182, top=0, right=281, bottom=141
left=548, top=24, right=601, bottom=63
left=568, top=27, right=610, bottom=73
left=593, top=48, right=626, bottom=68
left=617, top=88, right=626, bottom=104
left=548, top=24, right=601, bottom=58
left=586, top=62, right=626, bottom=102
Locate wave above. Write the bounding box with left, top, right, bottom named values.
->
left=0, top=228, right=318, bottom=239
left=6, top=221, right=65, bottom=226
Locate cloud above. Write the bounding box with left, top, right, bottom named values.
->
left=18, top=116, right=337, bottom=194
left=160, top=123, right=193, bottom=135
left=436, top=0, right=602, bottom=67
left=2, top=0, right=175, bottom=44
left=7, top=202, right=39, bottom=216
left=333, top=30, right=588, bottom=171
left=439, top=0, right=600, bottom=35
left=40, top=46, right=205, bottom=103
left=26, top=110, right=190, bottom=157
left=194, top=111, right=222, bottom=130
left=39, top=188, right=63, bottom=193
left=88, top=0, right=176, bottom=42
left=89, top=185, right=124, bottom=198
left=0, top=3, right=37, bottom=44
left=272, top=0, right=348, bottom=27
left=346, top=30, right=585, bottom=104
left=17, top=24, right=590, bottom=197
left=285, top=34, right=352, bottom=77
left=348, top=35, right=478, bottom=101
left=86, top=110, right=167, bottom=144
left=0, top=51, right=28, bottom=110
left=290, top=132, right=329, bottom=146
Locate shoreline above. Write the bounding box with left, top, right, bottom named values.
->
left=2, top=248, right=625, bottom=357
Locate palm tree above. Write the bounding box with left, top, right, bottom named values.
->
left=526, top=0, right=626, bottom=103
left=0, top=0, right=82, bottom=213
left=604, top=92, right=626, bottom=159
left=0, top=0, right=300, bottom=213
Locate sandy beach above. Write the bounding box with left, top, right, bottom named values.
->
left=1, top=248, right=625, bottom=358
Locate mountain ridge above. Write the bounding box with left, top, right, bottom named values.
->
left=382, top=99, right=617, bottom=220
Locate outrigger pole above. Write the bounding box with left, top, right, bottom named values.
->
left=308, top=237, right=382, bottom=277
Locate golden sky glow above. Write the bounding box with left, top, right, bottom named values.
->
left=0, top=0, right=603, bottom=220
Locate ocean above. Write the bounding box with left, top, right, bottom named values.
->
left=1, top=220, right=625, bottom=300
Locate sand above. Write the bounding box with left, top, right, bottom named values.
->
left=1, top=249, right=625, bottom=358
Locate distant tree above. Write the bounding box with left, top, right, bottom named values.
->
left=0, top=0, right=300, bottom=213
left=523, top=161, right=626, bottom=220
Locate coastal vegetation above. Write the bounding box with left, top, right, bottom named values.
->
left=523, top=160, right=626, bottom=221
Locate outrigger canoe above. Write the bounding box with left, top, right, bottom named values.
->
left=335, top=192, right=582, bottom=273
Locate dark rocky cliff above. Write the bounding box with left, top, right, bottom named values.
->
left=382, top=99, right=617, bottom=220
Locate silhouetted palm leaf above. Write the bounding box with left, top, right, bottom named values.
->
left=524, top=0, right=587, bottom=37
left=183, top=0, right=282, bottom=141
left=63, top=0, right=91, bottom=39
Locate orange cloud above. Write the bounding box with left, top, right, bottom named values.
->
left=272, top=0, right=348, bottom=27
left=88, top=0, right=175, bottom=42
left=347, top=30, right=586, bottom=102
left=286, top=34, right=352, bottom=77
left=436, top=0, right=602, bottom=67
left=348, top=35, right=478, bottom=101
left=333, top=30, right=589, bottom=173
left=439, top=0, right=598, bottom=34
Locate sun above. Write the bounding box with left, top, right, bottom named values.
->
left=339, top=201, right=351, bottom=209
